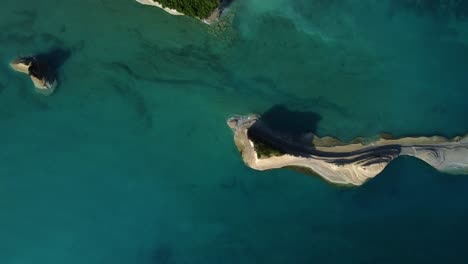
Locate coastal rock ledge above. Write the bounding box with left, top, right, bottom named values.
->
left=227, top=114, right=468, bottom=186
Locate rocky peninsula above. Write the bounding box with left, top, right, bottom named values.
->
left=228, top=114, right=468, bottom=186
left=10, top=56, right=57, bottom=96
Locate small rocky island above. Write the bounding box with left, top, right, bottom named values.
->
left=10, top=56, right=57, bottom=96
left=228, top=114, right=468, bottom=186
left=136, top=0, right=226, bottom=23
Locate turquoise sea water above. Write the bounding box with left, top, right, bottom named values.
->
left=1, top=0, right=468, bottom=263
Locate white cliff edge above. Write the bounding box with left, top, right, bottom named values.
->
left=228, top=114, right=468, bottom=187
left=135, top=0, right=221, bottom=24
left=135, top=0, right=184, bottom=16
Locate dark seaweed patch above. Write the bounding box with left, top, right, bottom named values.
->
left=112, top=83, right=153, bottom=129
left=151, top=244, right=173, bottom=264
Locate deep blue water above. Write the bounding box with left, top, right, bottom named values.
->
left=0, top=0, right=468, bottom=263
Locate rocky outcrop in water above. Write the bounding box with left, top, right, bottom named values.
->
left=10, top=56, right=57, bottom=96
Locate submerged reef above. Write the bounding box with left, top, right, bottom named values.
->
left=394, top=0, right=468, bottom=18
left=227, top=114, right=468, bottom=186
left=10, top=56, right=57, bottom=96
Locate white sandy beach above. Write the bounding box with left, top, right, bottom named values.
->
left=135, top=0, right=184, bottom=16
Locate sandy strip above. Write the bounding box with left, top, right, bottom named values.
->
left=135, top=0, right=184, bottom=16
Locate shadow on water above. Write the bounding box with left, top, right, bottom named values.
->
left=390, top=0, right=468, bottom=18
left=220, top=0, right=235, bottom=9
left=36, top=47, right=71, bottom=76
left=150, top=244, right=173, bottom=264
left=258, top=105, right=322, bottom=140
left=337, top=155, right=468, bottom=221
left=334, top=156, right=468, bottom=263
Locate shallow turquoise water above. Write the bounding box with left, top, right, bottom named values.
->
left=1, top=0, right=468, bottom=263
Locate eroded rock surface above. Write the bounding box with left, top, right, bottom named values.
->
left=228, top=114, right=468, bottom=186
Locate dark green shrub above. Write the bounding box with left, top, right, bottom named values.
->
left=156, top=0, right=220, bottom=18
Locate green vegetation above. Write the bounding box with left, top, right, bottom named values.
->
left=252, top=140, right=284, bottom=159
left=156, top=0, right=220, bottom=18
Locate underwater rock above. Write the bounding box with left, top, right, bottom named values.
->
left=228, top=114, right=468, bottom=186
left=10, top=56, right=57, bottom=96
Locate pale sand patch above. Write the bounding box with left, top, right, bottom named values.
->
left=9, top=61, right=31, bottom=74
left=30, top=75, right=56, bottom=96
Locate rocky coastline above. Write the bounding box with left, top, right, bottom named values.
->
left=228, top=114, right=468, bottom=186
